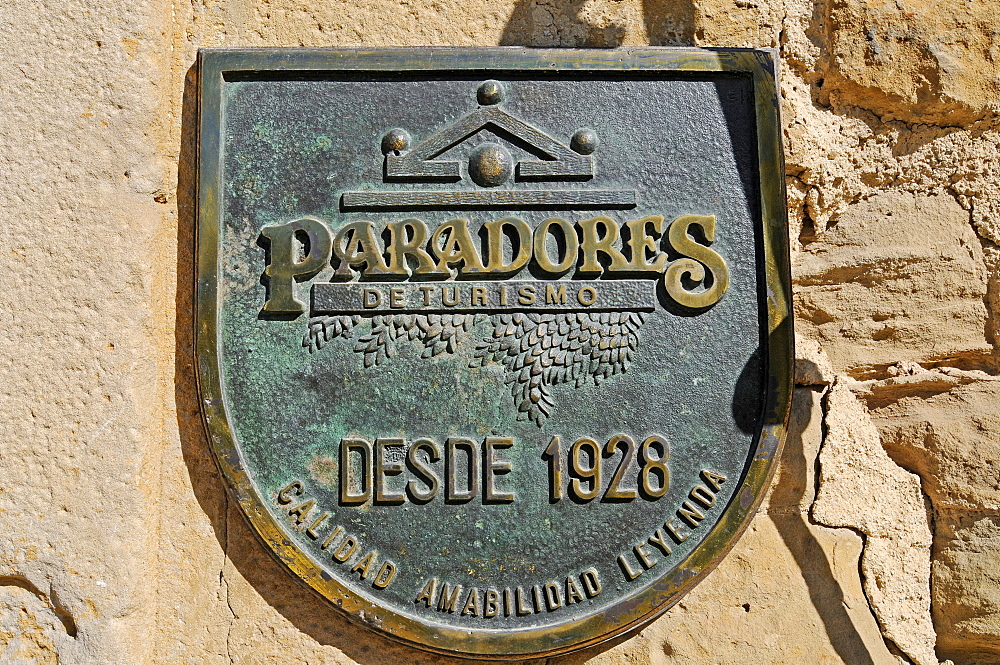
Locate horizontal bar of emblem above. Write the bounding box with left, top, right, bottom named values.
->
left=340, top=190, right=637, bottom=210
left=311, top=280, right=655, bottom=314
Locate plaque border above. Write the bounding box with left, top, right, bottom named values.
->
left=195, top=46, right=792, bottom=659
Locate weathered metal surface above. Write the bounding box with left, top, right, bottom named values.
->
left=196, top=47, right=791, bottom=659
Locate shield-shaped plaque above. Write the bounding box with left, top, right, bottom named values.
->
left=196, top=47, right=791, bottom=658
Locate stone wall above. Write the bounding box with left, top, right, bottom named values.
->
left=1, top=0, right=998, bottom=663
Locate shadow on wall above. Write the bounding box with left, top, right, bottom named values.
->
left=767, top=380, right=879, bottom=665
left=500, top=0, right=695, bottom=46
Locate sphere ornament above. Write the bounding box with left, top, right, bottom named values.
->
left=477, top=80, right=504, bottom=105
left=381, top=128, right=411, bottom=155
left=571, top=128, right=599, bottom=155
left=468, top=142, right=513, bottom=187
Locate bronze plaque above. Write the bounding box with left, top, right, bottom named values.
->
left=196, top=47, right=791, bottom=659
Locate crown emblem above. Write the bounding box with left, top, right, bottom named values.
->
left=341, top=80, right=636, bottom=211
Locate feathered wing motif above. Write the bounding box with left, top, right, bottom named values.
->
left=305, top=314, right=478, bottom=366
left=471, top=312, right=648, bottom=426
left=303, top=315, right=360, bottom=352
left=304, top=311, right=647, bottom=426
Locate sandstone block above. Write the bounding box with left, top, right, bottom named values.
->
left=864, top=378, right=1000, bottom=663
left=817, top=0, right=1000, bottom=125
left=813, top=382, right=935, bottom=665
left=795, top=191, right=991, bottom=377
left=933, top=509, right=1000, bottom=663
left=796, top=338, right=835, bottom=387
left=0, top=583, right=67, bottom=665
left=871, top=379, right=1000, bottom=512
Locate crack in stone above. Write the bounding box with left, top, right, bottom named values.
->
left=221, top=491, right=236, bottom=665
left=0, top=575, right=77, bottom=639
left=812, top=380, right=936, bottom=665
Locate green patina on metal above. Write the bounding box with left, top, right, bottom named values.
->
left=196, top=47, right=791, bottom=659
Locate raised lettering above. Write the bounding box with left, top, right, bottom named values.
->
left=406, top=438, right=440, bottom=503
left=260, top=217, right=332, bottom=315
left=483, top=437, right=515, bottom=503
left=363, top=287, right=382, bottom=308
left=532, top=585, right=544, bottom=613
left=581, top=569, right=602, bottom=597
left=690, top=484, right=715, bottom=509
left=665, top=517, right=687, bottom=543
left=321, top=526, right=344, bottom=550
left=533, top=217, right=578, bottom=274
left=445, top=437, right=478, bottom=503
left=385, top=218, right=443, bottom=276
left=576, top=285, right=597, bottom=306
left=484, top=217, right=532, bottom=274
left=374, top=438, right=405, bottom=504
left=441, top=285, right=459, bottom=307
left=340, top=438, right=372, bottom=505
left=419, top=284, right=434, bottom=306
left=648, top=528, right=672, bottom=556
left=276, top=480, right=303, bottom=505
left=305, top=512, right=329, bottom=539
left=569, top=437, right=601, bottom=501
left=333, top=536, right=358, bottom=563
left=545, top=283, right=567, bottom=305
left=373, top=561, right=397, bottom=589
left=415, top=578, right=437, bottom=607
left=639, top=435, right=670, bottom=499
left=484, top=588, right=500, bottom=617
left=461, top=587, right=481, bottom=616
left=624, top=215, right=667, bottom=272
left=288, top=499, right=315, bottom=526
left=544, top=583, right=563, bottom=610
left=618, top=554, right=642, bottom=581
left=678, top=500, right=705, bottom=528
left=543, top=436, right=565, bottom=502
left=664, top=214, right=729, bottom=308
left=431, top=218, right=486, bottom=273
left=437, top=583, right=462, bottom=613
left=565, top=576, right=584, bottom=603
left=701, top=469, right=728, bottom=492
left=350, top=550, right=377, bottom=579
left=389, top=287, right=406, bottom=308
left=579, top=216, right=629, bottom=274
left=515, top=587, right=532, bottom=615
left=634, top=542, right=656, bottom=569
left=603, top=434, right=638, bottom=501
left=334, top=221, right=392, bottom=276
